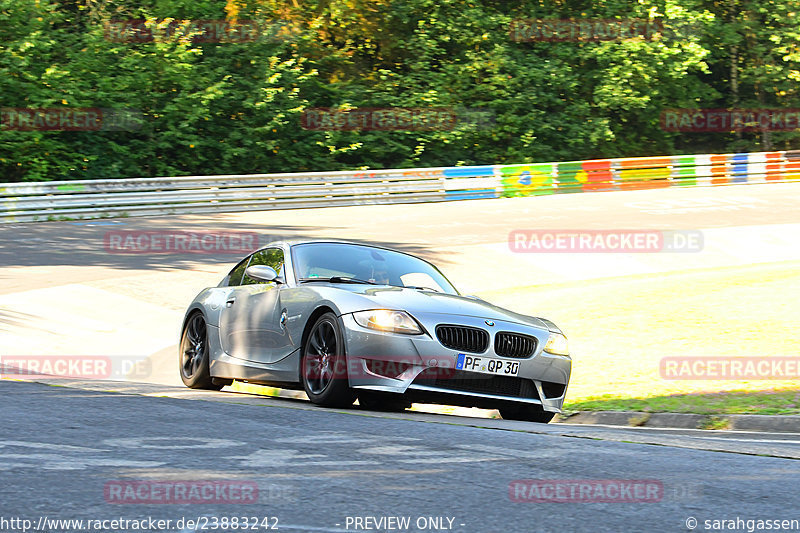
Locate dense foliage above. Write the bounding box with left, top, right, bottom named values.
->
left=2, top=0, right=799, bottom=181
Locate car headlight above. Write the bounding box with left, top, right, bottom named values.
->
left=352, top=310, right=423, bottom=335
left=544, top=333, right=569, bottom=355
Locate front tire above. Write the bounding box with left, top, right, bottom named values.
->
left=179, top=313, right=223, bottom=390
left=499, top=404, right=556, bottom=423
left=301, top=313, right=356, bottom=407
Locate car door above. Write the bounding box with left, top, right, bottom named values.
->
left=219, top=247, right=291, bottom=364
left=217, top=255, right=250, bottom=358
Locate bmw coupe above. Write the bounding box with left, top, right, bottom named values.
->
left=179, top=241, right=571, bottom=422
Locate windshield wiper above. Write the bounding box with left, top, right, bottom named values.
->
left=299, top=277, right=379, bottom=285
left=407, top=286, right=441, bottom=292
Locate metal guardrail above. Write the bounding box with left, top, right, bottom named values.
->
left=2, top=150, right=799, bottom=222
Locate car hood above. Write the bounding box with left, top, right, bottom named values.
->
left=323, top=284, right=553, bottom=331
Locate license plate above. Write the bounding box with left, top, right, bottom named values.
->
left=456, top=354, right=519, bottom=376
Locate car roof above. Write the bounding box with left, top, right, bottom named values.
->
left=258, top=239, right=404, bottom=254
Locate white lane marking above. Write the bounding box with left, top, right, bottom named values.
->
left=396, top=456, right=503, bottom=464
left=361, top=444, right=502, bottom=464
left=362, top=445, right=450, bottom=457
left=691, top=437, right=800, bottom=445
left=0, top=440, right=108, bottom=452
left=455, top=443, right=565, bottom=459
left=103, top=437, right=245, bottom=449
left=275, top=433, right=420, bottom=444
left=231, top=440, right=568, bottom=470
left=231, top=449, right=379, bottom=468
left=0, top=453, right=164, bottom=470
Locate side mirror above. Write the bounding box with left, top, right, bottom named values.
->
left=245, top=265, right=280, bottom=283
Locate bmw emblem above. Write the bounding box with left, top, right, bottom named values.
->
left=485, top=320, right=495, bottom=326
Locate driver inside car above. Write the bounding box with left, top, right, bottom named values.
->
left=368, top=264, right=391, bottom=285
left=356, top=260, right=391, bottom=285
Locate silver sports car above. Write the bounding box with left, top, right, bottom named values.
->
left=179, top=240, right=571, bottom=422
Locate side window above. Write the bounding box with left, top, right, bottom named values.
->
left=225, top=256, right=251, bottom=287
left=242, top=248, right=285, bottom=285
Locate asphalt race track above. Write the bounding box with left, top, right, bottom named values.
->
left=4, top=380, right=800, bottom=533
left=2, top=182, right=800, bottom=532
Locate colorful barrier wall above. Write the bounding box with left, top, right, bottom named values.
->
left=497, top=150, right=800, bottom=197
left=2, top=150, right=799, bottom=222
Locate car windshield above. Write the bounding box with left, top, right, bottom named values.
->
left=292, top=243, right=458, bottom=295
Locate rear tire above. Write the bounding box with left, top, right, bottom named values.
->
left=499, top=404, right=556, bottom=423
left=301, top=313, right=356, bottom=407
left=179, top=313, right=223, bottom=390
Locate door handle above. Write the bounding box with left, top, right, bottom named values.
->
left=226, top=298, right=236, bottom=307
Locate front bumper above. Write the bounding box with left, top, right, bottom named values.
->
left=339, top=311, right=572, bottom=413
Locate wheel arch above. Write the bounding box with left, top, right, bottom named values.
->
left=181, top=305, right=207, bottom=334
left=298, top=305, right=339, bottom=377
left=300, top=305, right=338, bottom=349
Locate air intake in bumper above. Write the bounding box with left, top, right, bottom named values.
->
left=412, top=368, right=540, bottom=400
